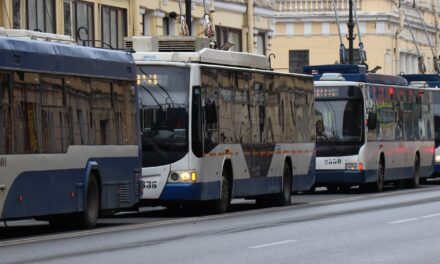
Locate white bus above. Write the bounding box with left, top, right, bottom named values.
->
left=304, top=65, right=434, bottom=192
left=0, top=32, right=141, bottom=228
left=401, top=74, right=440, bottom=178
left=130, top=37, right=316, bottom=213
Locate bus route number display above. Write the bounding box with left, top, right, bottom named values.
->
left=314, top=88, right=338, bottom=98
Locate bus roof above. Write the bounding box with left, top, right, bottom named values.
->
left=0, top=36, right=136, bottom=80
left=304, top=64, right=408, bottom=86
left=401, top=74, right=440, bottom=88
left=132, top=48, right=271, bottom=70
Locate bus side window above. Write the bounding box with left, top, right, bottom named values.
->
left=192, top=86, right=203, bottom=158
left=0, top=74, right=12, bottom=154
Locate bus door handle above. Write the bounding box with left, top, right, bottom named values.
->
left=0, top=185, right=5, bottom=190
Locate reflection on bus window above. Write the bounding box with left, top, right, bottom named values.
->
left=138, top=65, right=189, bottom=167
left=315, top=100, right=363, bottom=144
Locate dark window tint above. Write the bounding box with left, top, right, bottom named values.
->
left=13, top=0, right=20, bottom=29
left=0, top=74, right=12, bottom=154
left=289, top=50, right=309, bottom=73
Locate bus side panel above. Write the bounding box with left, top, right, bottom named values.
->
left=1, top=156, right=138, bottom=220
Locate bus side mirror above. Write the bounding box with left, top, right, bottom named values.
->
left=367, top=112, right=377, bottom=131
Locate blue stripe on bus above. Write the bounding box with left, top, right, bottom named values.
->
left=1, top=156, right=138, bottom=220
left=159, top=170, right=316, bottom=202
left=293, top=153, right=316, bottom=192
left=316, top=165, right=433, bottom=185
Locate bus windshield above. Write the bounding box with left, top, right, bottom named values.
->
left=138, top=65, right=189, bottom=167
left=315, top=99, right=364, bottom=144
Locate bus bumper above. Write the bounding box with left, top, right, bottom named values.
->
left=159, top=181, right=220, bottom=201
left=315, top=170, right=376, bottom=185
left=434, top=163, right=440, bottom=175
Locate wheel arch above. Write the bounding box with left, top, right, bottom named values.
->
left=84, top=161, right=102, bottom=211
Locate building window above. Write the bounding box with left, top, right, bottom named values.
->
left=400, top=52, right=419, bottom=74
left=13, top=0, right=21, bottom=29
left=304, top=22, right=312, bottom=36
left=102, top=6, right=127, bottom=49
left=216, top=26, right=242, bottom=52
left=289, top=50, right=309, bottom=73
left=26, top=0, right=55, bottom=33
left=65, top=1, right=94, bottom=46
left=322, top=22, right=330, bottom=35
left=286, top=23, right=294, bottom=37
left=256, top=32, right=266, bottom=55
left=162, top=17, right=176, bottom=36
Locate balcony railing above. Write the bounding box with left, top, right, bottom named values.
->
left=273, top=0, right=362, bottom=15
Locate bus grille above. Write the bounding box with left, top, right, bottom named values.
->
left=158, top=40, right=197, bottom=52
left=118, top=183, right=130, bottom=203
left=133, top=169, right=142, bottom=202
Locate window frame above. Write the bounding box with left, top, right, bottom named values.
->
left=101, top=5, right=128, bottom=49
left=26, top=0, right=56, bottom=33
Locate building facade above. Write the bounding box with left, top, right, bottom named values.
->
left=271, top=0, right=440, bottom=75
left=0, top=0, right=274, bottom=54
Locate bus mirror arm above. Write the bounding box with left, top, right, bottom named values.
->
left=367, top=112, right=377, bottom=131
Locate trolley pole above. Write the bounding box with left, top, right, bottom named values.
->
left=186, top=0, right=192, bottom=35
left=347, top=0, right=355, bottom=64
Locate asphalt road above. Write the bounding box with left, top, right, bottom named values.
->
left=1, top=184, right=440, bottom=264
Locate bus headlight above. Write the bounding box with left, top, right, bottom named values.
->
left=346, top=163, right=363, bottom=171
left=168, top=171, right=197, bottom=183
left=435, top=155, right=440, bottom=163
left=346, top=163, right=357, bottom=170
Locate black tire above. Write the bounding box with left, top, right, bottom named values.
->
left=77, top=175, right=100, bottom=228
left=409, top=156, right=420, bottom=188
left=48, top=176, right=99, bottom=229
left=363, top=160, right=384, bottom=193
left=326, top=185, right=339, bottom=193
left=209, top=168, right=231, bottom=214
left=274, top=163, right=292, bottom=206
left=256, top=162, right=292, bottom=207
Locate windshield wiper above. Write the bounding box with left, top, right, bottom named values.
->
left=139, top=84, right=162, bottom=109
left=139, top=66, right=176, bottom=107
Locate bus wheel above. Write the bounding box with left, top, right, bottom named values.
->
left=409, top=156, right=420, bottom=188
left=363, top=160, right=384, bottom=193
left=274, top=163, right=292, bottom=206
left=77, top=175, right=100, bottom=228
left=209, top=168, right=231, bottom=214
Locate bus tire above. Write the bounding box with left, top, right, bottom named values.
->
left=274, top=162, right=292, bottom=206
left=256, top=162, right=292, bottom=207
left=209, top=168, right=231, bottom=214
left=363, top=159, right=384, bottom=193
left=409, top=155, right=420, bottom=188
left=77, top=175, right=100, bottom=228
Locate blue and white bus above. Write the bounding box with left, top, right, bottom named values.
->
left=0, top=33, right=141, bottom=228
left=401, top=74, right=440, bottom=178
left=128, top=36, right=316, bottom=213
left=305, top=65, right=434, bottom=192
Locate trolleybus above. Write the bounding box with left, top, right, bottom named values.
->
left=130, top=37, right=316, bottom=213
left=0, top=32, right=141, bottom=228
left=401, top=74, right=440, bottom=178
left=304, top=65, right=434, bottom=192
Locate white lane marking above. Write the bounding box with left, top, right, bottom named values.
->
left=249, top=240, right=297, bottom=249
left=421, top=213, right=440, bottom=219
left=388, top=218, right=419, bottom=224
